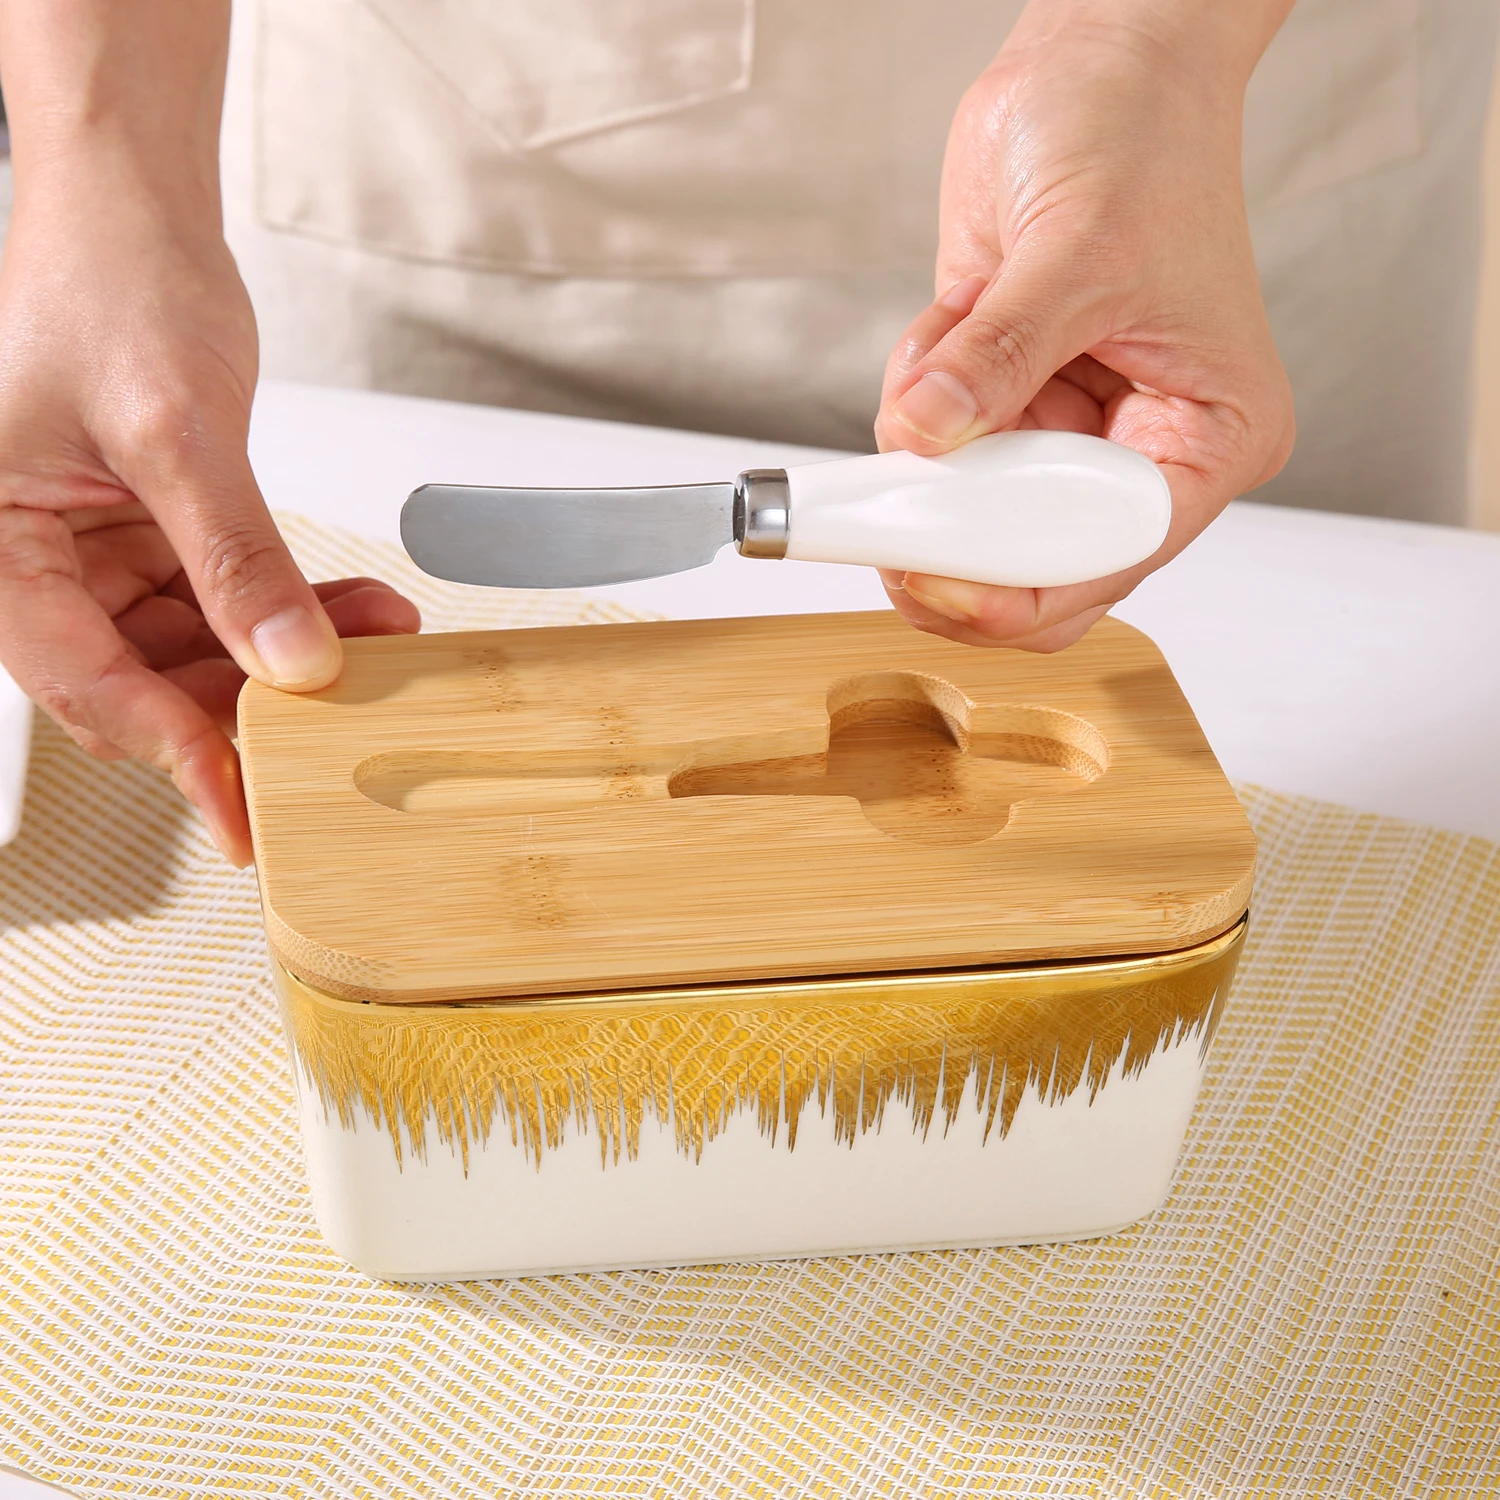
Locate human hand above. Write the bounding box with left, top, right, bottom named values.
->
left=0, top=184, right=418, bottom=866
left=875, top=2, right=1295, bottom=651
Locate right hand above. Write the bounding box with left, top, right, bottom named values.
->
left=0, top=181, right=419, bottom=865
left=873, top=2, right=1295, bottom=654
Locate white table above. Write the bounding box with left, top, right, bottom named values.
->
left=6, top=380, right=1500, bottom=1497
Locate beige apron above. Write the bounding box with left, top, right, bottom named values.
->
left=221, top=0, right=1497, bottom=525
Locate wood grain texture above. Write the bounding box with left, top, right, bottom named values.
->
left=238, top=613, right=1255, bottom=1002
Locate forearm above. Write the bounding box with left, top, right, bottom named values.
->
left=1004, top=0, right=1295, bottom=92
left=0, top=0, right=231, bottom=228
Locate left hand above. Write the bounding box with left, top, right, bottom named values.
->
left=60, top=501, right=417, bottom=734
left=36, top=501, right=419, bottom=854
left=874, top=7, right=1295, bottom=651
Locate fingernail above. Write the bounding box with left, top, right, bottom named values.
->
left=890, top=371, right=979, bottom=444
left=903, top=576, right=988, bottom=623
left=938, top=274, right=988, bottom=313
left=250, top=605, right=340, bottom=689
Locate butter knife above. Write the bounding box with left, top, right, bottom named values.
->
left=400, top=429, right=1171, bottom=590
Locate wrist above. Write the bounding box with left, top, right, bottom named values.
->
left=11, top=136, right=224, bottom=245
left=0, top=0, right=229, bottom=235
left=1003, top=0, right=1293, bottom=95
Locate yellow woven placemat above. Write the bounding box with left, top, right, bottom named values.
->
left=0, top=517, right=1496, bottom=1498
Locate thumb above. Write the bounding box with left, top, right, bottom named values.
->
left=139, top=446, right=342, bottom=692
left=883, top=252, right=1102, bottom=455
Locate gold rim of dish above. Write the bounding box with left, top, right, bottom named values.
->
left=272, top=915, right=1249, bottom=1168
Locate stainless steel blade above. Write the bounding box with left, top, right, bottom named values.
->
left=400, top=482, right=735, bottom=588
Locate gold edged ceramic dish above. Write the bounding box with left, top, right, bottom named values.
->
left=275, top=917, right=1246, bottom=1170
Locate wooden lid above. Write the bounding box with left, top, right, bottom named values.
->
left=239, top=613, right=1254, bottom=1003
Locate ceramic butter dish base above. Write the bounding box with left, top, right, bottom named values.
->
left=239, top=612, right=1255, bottom=1281
left=275, top=926, right=1242, bottom=1281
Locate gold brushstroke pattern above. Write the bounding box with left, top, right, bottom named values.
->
left=274, top=919, right=1245, bottom=1170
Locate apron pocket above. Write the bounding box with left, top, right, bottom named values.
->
left=360, top=0, right=754, bottom=150
left=253, top=0, right=992, bottom=276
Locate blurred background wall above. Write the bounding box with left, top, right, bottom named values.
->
left=1473, top=67, right=1500, bottom=530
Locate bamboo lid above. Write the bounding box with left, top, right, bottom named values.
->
left=238, top=613, right=1254, bottom=1003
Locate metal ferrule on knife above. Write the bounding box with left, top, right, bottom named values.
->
left=732, top=470, right=791, bottom=561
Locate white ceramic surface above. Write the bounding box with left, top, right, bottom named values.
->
left=0, top=667, right=31, bottom=848
left=785, top=430, right=1171, bottom=586
left=292, top=1022, right=1213, bottom=1283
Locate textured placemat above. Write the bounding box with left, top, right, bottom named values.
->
left=0, top=516, right=1496, bottom=1499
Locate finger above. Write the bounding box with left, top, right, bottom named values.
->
left=163, top=658, right=250, bottom=736
left=894, top=567, right=1100, bottom=644
left=313, top=579, right=422, bottom=637
left=1019, top=372, right=1105, bottom=437
left=880, top=249, right=1105, bottom=456
left=0, top=504, right=252, bottom=862
left=121, top=422, right=343, bottom=693
left=876, top=275, right=989, bottom=443
left=115, top=594, right=228, bottom=671
left=158, top=569, right=200, bottom=607
left=122, top=577, right=417, bottom=720
left=898, top=567, right=1127, bottom=646
left=310, top=576, right=406, bottom=603
left=1054, top=353, right=1132, bottom=408
left=884, top=573, right=1109, bottom=654
left=74, top=519, right=183, bottom=615
left=64, top=499, right=154, bottom=535
left=885, top=572, right=1055, bottom=646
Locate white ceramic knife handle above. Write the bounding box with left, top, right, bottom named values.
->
left=782, top=429, right=1172, bottom=588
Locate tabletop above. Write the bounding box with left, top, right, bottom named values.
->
left=6, top=379, right=1500, bottom=1497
